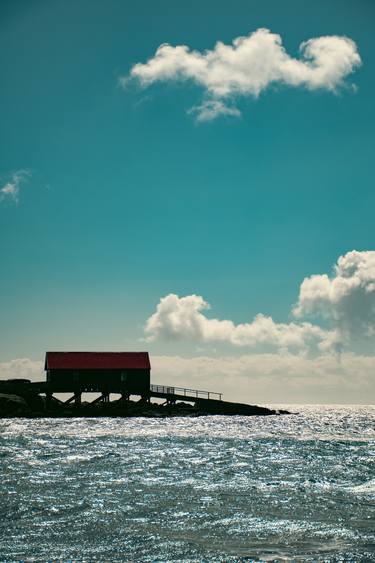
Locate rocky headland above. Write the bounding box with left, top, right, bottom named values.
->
left=0, top=379, right=291, bottom=418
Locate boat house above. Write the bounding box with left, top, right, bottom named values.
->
left=45, top=351, right=150, bottom=395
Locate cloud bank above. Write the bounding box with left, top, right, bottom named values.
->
left=151, top=353, right=375, bottom=404
left=125, top=28, right=361, bottom=120
left=0, top=358, right=43, bottom=381
left=145, top=251, right=375, bottom=353
left=0, top=170, right=31, bottom=204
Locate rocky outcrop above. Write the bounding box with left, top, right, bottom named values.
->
left=0, top=379, right=290, bottom=417
left=0, top=393, right=29, bottom=415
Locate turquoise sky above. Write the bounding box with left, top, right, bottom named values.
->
left=0, top=0, right=374, bottom=364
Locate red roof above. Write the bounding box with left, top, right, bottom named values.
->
left=45, top=352, right=150, bottom=371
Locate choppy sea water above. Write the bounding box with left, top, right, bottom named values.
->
left=0, top=405, right=374, bottom=562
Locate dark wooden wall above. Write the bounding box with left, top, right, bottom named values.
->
left=47, top=369, right=150, bottom=393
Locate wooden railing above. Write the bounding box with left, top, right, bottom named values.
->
left=150, top=384, right=222, bottom=401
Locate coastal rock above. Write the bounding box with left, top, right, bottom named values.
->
left=0, top=379, right=290, bottom=417
left=0, top=393, right=29, bottom=415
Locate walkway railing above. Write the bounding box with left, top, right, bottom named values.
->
left=150, top=384, right=222, bottom=401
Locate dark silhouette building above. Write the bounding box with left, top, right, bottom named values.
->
left=45, top=352, right=150, bottom=395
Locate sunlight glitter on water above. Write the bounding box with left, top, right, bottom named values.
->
left=0, top=405, right=374, bottom=562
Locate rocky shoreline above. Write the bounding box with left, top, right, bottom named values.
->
left=0, top=380, right=291, bottom=418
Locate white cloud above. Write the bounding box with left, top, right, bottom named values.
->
left=0, top=170, right=31, bottom=203
left=145, top=251, right=375, bottom=354
left=151, top=353, right=375, bottom=404
left=0, top=358, right=43, bottom=382
left=188, top=100, right=241, bottom=122
left=294, top=251, right=375, bottom=343
left=124, top=28, right=361, bottom=120
left=145, top=293, right=336, bottom=353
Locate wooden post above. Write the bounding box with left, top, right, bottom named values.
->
left=121, top=391, right=130, bottom=402
left=45, top=391, right=53, bottom=411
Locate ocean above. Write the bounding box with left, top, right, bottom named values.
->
left=0, top=405, right=374, bottom=562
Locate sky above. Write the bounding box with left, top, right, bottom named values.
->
left=1, top=0, right=374, bottom=403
